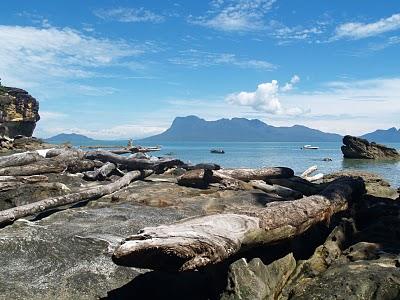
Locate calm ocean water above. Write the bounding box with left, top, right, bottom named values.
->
left=139, top=141, right=400, bottom=187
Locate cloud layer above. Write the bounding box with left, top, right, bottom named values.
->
left=334, top=13, right=400, bottom=39
left=0, top=25, right=144, bottom=88
left=94, top=7, right=164, bottom=23
left=189, top=0, right=276, bottom=31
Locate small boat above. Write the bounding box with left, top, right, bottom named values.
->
left=210, top=149, right=225, bottom=154
left=302, top=145, right=319, bottom=150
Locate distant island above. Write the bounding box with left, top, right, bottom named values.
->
left=361, top=127, right=400, bottom=143
left=140, top=116, right=342, bottom=142
left=44, top=133, right=127, bottom=146
left=43, top=116, right=400, bottom=144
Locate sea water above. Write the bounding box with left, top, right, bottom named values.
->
left=139, top=141, right=400, bottom=187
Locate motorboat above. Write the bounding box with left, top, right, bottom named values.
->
left=302, top=145, right=319, bottom=150
left=210, top=149, right=225, bottom=154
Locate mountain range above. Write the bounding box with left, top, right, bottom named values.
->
left=43, top=116, right=400, bottom=144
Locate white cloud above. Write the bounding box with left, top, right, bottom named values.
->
left=334, top=13, right=400, bottom=40
left=169, top=49, right=275, bottom=70
left=188, top=0, right=276, bottom=31
left=94, top=7, right=164, bottom=23
left=39, top=111, right=68, bottom=121
left=0, top=25, right=145, bottom=88
left=281, top=75, right=300, bottom=91
left=268, top=21, right=325, bottom=43
left=226, top=77, right=307, bottom=115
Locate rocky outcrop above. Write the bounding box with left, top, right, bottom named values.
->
left=341, top=135, right=400, bottom=159
left=0, top=86, right=40, bottom=138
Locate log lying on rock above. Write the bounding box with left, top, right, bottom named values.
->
left=84, top=150, right=184, bottom=172
left=83, top=162, right=117, bottom=181
left=214, top=167, right=294, bottom=182
left=301, top=165, right=318, bottom=178
left=265, top=176, right=320, bottom=196
left=0, top=151, right=44, bottom=168
left=250, top=180, right=303, bottom=199
left=0, top=170, right=153, bottom=226
left=113, top=177, right=365, bottom=271
left=184, top=163, right=221, bottom=171
left=177, top=167, right=294, bottom=189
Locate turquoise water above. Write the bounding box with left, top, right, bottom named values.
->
left=139, top=141, right=400, bottom=187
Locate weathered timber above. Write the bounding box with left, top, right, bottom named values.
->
left=0, top=170, right=153, bottom=226
left=265, top=176, right=320, bottom=196
left=84, top=150, right=184, bottom=172
left=184, top=163, right=221, bottom=171
left=0, top=160, right=65, bottom=176
left=250, top=180, right=303, bottom=199
left=112, top=177, right=365, bottom=271
left=0, top=151, right=44, bottom=168
left=83, top=162, right=117, bottom=181
left=304, top=173, right=324, bottom=182
left=213, top=167, right=294, bottom=182
left=177, top=169, right=213, bottom=188
left=0, top=175, right=48, bottom=183
left=300, top=165, right=318, bottom=178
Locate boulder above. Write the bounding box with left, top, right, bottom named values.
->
left=0, top=86, right=40, bottom=138
left=341, top=135, right=400, bottom=159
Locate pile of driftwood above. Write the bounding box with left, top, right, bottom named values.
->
left=0, top=146, right=366, bottom=276
left=0, top=147, right=185, bottom=225
left=111, top=165, right=364, bottom=272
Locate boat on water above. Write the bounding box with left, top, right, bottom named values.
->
left=210, top=149, right=225, bottom=154
left=302, top=145, right=319, bottom=150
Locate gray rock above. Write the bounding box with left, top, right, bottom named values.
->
left=341, top=135, right=400, bottom=159
left=222, top=254, right=296, bottom=300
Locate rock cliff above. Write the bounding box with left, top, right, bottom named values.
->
left=0, top=86, right=40, bottom=138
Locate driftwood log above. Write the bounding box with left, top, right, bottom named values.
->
left=250, top=180, right=303, bottom=199
left=83, top=162, right=117, bottom=181
left=0, top=152, right=44, bottom=168
left=213, top=167, right=294, bottom=182
left=177, top=167, right=294, bottom=188
left=84, top=150, right=184, bottom=172
left=113, top=177, right=365, bottom=271
left=0, top=170, right=153, bottom=226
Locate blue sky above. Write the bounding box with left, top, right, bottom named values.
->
left=0, top=0, right=399, bottom=139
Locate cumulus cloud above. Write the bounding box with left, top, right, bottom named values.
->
left=226, top=76, right=306, bottom=115
left=281, top=75, right=300, bottom=91
left=94, top=7, right=164, bottom=23
left=188, top=0, right=276, bottom=31
left=0, top=25, right=147, bottom=88
left=334, top=13, right=400, bottom=40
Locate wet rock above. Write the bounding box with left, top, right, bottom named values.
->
left=341, top=135, right=400, bottom=159
left=222, top=254, right=296, bottom=300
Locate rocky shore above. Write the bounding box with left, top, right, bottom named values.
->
left=0, top=144, right=399, bottom=300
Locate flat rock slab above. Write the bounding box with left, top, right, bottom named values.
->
left=0, top=177, right=278, bottom=299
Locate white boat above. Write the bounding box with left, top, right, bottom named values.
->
left=302, top=145, right=319, bottom=150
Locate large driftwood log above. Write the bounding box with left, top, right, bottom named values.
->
left=265, top=176, right=320, bottom=196
left=112, top=177, right=365, bottom=271
left=0, top=170, right=153, bottom=226
left=0, top=152, right=44, bottom=168
left=250, top=180, right=303, bottom=199
left=0, top=160, right=65, bottom=176
left=213, top=167, right=294, bottom=182
left=84, top=150, right=184, bottom=172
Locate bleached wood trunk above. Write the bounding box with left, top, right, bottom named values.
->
left=301, top=165, right=318, bottom=178
left=0, top=152, right=44, bottom=168
left=0, top=170, right=153, bottom=226
left=112, top=177, right=365, bottom=272
left=84, top=150, right=184, bottom=172
left=250, top=180, right=303, bottom=199
left=213, top=167, right=294, bottom=182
